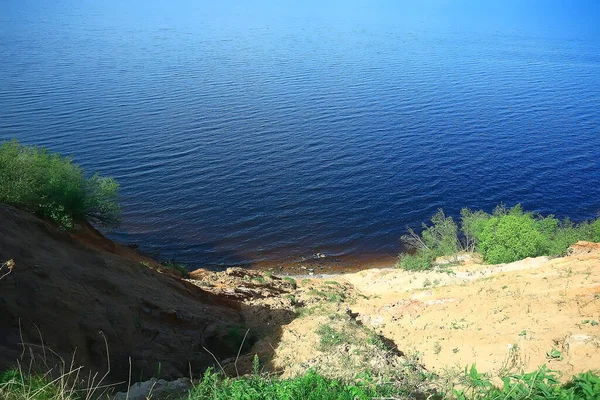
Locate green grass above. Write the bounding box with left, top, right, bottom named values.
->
left=397, top=204, right=600, bottom=270
left=187, top=368, right=406, bottom=400
left=315, top=324, right=350, bottom=350
left=0, top=140, right=121, bottom=229
left=161, top=261, right=189, bottom=278
left=2, top=365, right=599, bottom=400
left=448, top=364, right=600, bottom=400
left=307, top=289, right=345, bottom=303
left=282, top=277, right=297, bottom=288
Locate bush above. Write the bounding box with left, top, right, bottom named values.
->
left=477, top=210, right=550, bottom=264
left=398, top=209, right=459, bottom=270
left=398, top=251, right=436, bottom=271
left=0, top=140, right=121, bottom=229
left=460, top=208, right=490, bottom=252
left=398, top=204, right=600, bottom=270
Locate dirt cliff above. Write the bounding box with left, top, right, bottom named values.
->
left=0, top=204, right=248, bottom=382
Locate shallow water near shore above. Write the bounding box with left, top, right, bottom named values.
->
left=1, top=1, right=599, bottom=270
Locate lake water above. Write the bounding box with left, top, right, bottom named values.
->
left=1, top=1, right=599, bottom=270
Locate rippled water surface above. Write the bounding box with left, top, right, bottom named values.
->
left=1, top=1, right=599, bottom=269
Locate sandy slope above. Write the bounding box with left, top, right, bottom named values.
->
left=306, top=244, right=600, bottom=378
left=187, top=244, right=600, bottom=381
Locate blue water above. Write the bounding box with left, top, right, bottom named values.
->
left=1, top=1, right=599, bottom=269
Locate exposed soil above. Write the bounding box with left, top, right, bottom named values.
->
left=228, top=245, right=600, bottom=381
left=0, top=204, right=255, bottom=383
left=1, top=203, right=598, bottom=388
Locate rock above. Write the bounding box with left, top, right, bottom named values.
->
left=114, top=377, right=192, bottom=400
left=569, top=241, right=600, bottom=255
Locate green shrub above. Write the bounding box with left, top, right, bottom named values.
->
left=460, top=208, right=491, bottom=252
left=397, top=250, right=436, bottom=271
left=590, top=219, right=600, bottom=242
left=0, top=369, right=82, bottom=400
left=477, top=210, right=550, bottom=264
left=421, top=209, right=460, bottom=256
left=0, top=140, right=121, bottom=228
left=398, top=204, right=600, bottom=269
left=545, top=219, right=596, bottom=257
left=398, top=209, right=459, bottom=270
left=316, top=324, right=350, bottom=350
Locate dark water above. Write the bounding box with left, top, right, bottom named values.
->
left=1, top=1, right=599, bottom=269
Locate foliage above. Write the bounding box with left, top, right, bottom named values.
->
left=1, top=365, right=599, bottom=400
left=0, top=369, right=84, bottom=400
left=461, top=208, right=491, bottom=252
left=477, top=210, right=549, bottom=264
left=398, top=203, right=600, bottom=270
left=449, top=364, right=600, bottom=400
left=187, top=368, right=402, bottom=400
left=0, top=140, right=121, bottom=229
left=399, top=209, right=460, bottom=270
left=398, top=251, right=436, bottom=271
left=161, top=261, right=189, bottom=278
left=316, top=324, right=350, bottom=350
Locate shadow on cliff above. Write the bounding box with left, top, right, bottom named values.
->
left=0, top=204, right=295, bottom=386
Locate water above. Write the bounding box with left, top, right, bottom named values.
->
left=1, top=1, right=599, bottom=270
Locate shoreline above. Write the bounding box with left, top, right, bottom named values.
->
left=247, top=252, right=398, bottom=276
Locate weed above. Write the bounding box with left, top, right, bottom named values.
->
left=283, top=294, right=297, bottom=305
left=161, top=261, right=189, bottom=277
left=307, top=289, right=345, bottom=303
left=433, top=342, right=442, bottom=355
left=367, top=334, right=391, bottom=352
left=316, top=324, right=349, bottom=350
left=282, top=277, right=297, bottom=288
left=187, top=368, right=414, bottom=400
left=546, top=348, right=563, bottom=361
left=450, top=318, right=471, bottom=330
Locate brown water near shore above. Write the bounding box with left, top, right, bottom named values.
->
left=248, top=252, right=398, bottom=276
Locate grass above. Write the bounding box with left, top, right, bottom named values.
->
left=306, top=289, right=345, bottom=303
left=0, top=140, right=121, bottom=229
left=161, top=261, right=189, bottom=278
left=397, top=204, right=600, bottom=271
left=282, top=277, right=297, bottom=288
left=315, top=324, right=350, bottom=350
left=3, top=365, right=599, bottom=400
left=187, top=368, right=409, bottom=400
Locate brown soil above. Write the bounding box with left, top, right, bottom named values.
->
left=0, top=204, right=282, bottom=383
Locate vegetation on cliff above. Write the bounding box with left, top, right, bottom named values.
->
left=0, top=140, right=121, bottom=229
left=2, top=364, right=599, bottom=399
left=399, top=204, right=600, bottom=270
